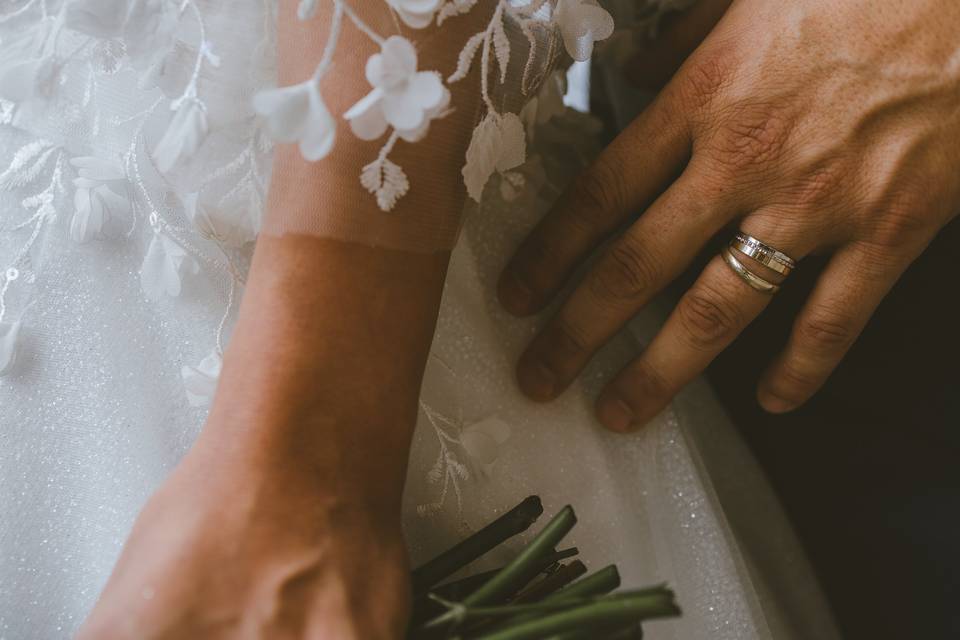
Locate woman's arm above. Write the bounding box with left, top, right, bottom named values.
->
left=78, top=3, right=486, bottom=639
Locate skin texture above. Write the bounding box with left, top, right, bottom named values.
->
left=499, top=0, right=960, bottom=431
left=78, top=3, right=487, bottom=639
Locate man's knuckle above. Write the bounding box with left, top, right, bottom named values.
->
left=682, top=48, right=735, bottom=110
left=676, top=287, right=741, bottom=351
left=868, top=208, right=930, bottom=254
left=769, top=362, right=817, bottom=402
left=713, top=106, right=792, bottom=171
left=622, top=358, right=673, bottom=403
left=572, top=160, right=628, bottom=217
left=546, top=317, right=592, bottom=359
left=793, top=163, right=846, bottom=208
left=590, top=241, right=661, bottom=303
left=797, top=311, right=855, bottom=352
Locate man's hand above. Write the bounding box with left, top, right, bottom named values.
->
left=499, top=0, right=960, bottom=430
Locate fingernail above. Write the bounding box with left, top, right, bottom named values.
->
left=517, top=358, right=558, bottom=401
left=596, top=393, right=636, bottom=432
left=757, top=390, right=796, bottom=414
left=498, top=270, right=535, bottom=316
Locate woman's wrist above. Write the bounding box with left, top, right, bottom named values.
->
left=198, top=235, right=450, bottom=509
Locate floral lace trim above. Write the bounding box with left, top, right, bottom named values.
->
left=254, top=0, right=614, bottom=210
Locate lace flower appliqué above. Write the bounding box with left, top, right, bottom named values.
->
left=254, top=1, right=451, bottom=212
left=253, top=79, right=336, bottom=161
left=449, top=0, right=612, bottom=205
left=554, top=0, right=615, bottom=61
left=345, top=36, right=450, bottom=144
left=388, top=0, right=444, bottom=29
left=462, top=111, right=526, bottom=201
left=69, top=157, right=131, bottom=244
left=140, top=232, right=200, bottom=301
left=255, top=0, right=614, bottom=211
left=182, top=351, right=223, bottom=407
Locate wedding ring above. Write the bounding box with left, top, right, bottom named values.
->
left=730, top=232, right=796, bottom=276
left=721, top=247, right=780, bottom=294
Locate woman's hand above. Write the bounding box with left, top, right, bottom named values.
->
left=77, top=236, right=453, bottom=639
left=498, top=0, right=960, bottom=430
left=76, top=430, right=410, bottom=640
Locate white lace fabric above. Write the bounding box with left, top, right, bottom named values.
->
left=257, top=0, right=612, bottom=251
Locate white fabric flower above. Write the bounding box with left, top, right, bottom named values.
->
left=181, top=351, right=222, bottom=407
left=344, top=36, right=450, bottom=142
left=183, top=192, right=258, bottom=248
left=0, top=320, right=21, bottom=377
left=253, top=80, right=335, bottom=161
left=554, top=0, right=615, bottom=62
left=153, top=99, right=209, bottom=173
left=462, top=111, right=527, bottom=202
left=140, top=233, right=199, bottom=301
left=385, top=0, right=442, bottom=29
left=69, top=157, right=130, bottom=244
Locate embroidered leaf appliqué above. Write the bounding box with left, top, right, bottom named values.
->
left=449, top=31, right=485, bottom=84
left=0, top=141, right=55, bottom=191
left=361, top=157, right=410, bottom=212
left=437, top=0, right=478, bottom=26
left=462, top=111, right=526, bottom=202
left=492, top=14, right=511, bottom=83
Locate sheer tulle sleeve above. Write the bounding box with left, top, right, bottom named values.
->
left=257, top=0, right=614, bottom=251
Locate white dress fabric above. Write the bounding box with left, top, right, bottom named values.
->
left=0, top=1, right=838, bottom=639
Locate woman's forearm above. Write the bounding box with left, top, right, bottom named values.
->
left=196, top=1, right=487, bottom=512
left=202, top=236, right=449, bottom=511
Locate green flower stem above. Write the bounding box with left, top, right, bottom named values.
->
left=514, top=560, right=587, bottom=603
left=463, top=506, right=577, bottom=608
left=470, top=590, right=680, bottom=640
left=432, top=548, right=579, bottom=602
left=474, top=565, right=622, bottom=636
left=410, top=549, right=580, bottom=630
left=543, top=565, right=621, bottom=602
left=412, top=496, right=544, bottom=594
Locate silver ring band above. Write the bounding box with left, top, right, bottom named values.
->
left=721, top=247, right=780, bottom=294
left=732, top=232, right=796, bottom=274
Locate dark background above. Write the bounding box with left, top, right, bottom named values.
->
left=701, top=217, right=960, bottom=639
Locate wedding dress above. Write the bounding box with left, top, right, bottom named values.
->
left=0, top=1, right=839, bottom=638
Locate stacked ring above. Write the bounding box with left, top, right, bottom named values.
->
left=730, top=232, right=796, bottom=276
left=720, top=232, right=798, bottom=294
left=721, top=247, right=780, bottom=293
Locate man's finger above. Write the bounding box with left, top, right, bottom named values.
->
left=498, top=87, right=693, bottom=317
left=595, top=216, right=816, bottom=431
left=514, top=166, right=735, bottom=401
left=756, top=243, right=909, bottom=413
